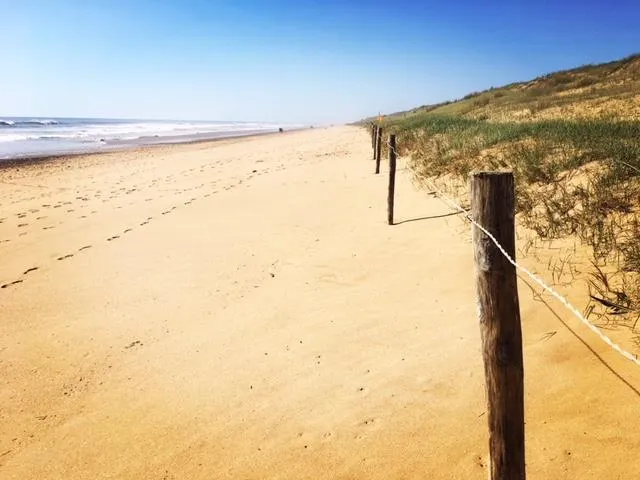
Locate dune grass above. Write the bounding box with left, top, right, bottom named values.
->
left=369, top=53, right=640, bottom=336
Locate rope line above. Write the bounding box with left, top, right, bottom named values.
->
left=385, top=140, right=640, bottom=367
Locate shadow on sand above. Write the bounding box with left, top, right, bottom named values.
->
left=519, top=276, right=640, bottom=399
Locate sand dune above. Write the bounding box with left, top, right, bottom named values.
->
left=1, top=127, right=639, bottom=478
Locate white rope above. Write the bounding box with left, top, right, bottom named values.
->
left=385, top=140, right=640, bottom=367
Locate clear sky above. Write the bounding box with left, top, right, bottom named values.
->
left=2, top=0, right=639, bottom=124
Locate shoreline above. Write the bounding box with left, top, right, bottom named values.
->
left=0, top=127, right=308, bottom=170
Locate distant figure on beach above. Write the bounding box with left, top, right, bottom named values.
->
left=278, top=127, right=284, bottom=133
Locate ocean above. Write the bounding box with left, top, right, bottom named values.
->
left=0, top=117, right=293, bottom=160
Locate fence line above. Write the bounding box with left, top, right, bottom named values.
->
left=384, top=139, right=640, bottom=368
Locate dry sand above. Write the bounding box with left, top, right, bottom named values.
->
left=1, top=127, right=639, bottom=479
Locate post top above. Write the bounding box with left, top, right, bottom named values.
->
left=470, top=171, right=514, bottom=178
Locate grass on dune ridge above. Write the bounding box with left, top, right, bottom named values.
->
left=376, top=52, right=640, bottom=123
left=370, top=53, right=640, bottom=341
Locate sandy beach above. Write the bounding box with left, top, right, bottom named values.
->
left=1, top=126, right=639, bottom=479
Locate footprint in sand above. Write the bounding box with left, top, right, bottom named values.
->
left=107, top=236, right=120, bottom=241
left=321, top=432, right=333, bottom=442
left=17, top=224, right=28, bottom=228
left=78, top=245, right=92, bottom=251
left=57, top=254, right=74, bottom=261
left=357, top=386, right=370, bottom=396
left=360, top=418, right=378, bottom=428
left=23, top=267, right=39, bottom=275
left=123, top=228, right=132, bottom=234
left=474, top=455, right=487, bottom=469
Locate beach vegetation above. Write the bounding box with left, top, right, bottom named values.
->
left=370, top=53, right=640, bottom=340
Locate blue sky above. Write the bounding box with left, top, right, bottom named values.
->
left=2, top=0, right=639, bottom=124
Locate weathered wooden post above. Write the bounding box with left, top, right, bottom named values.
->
left=375, top=127, right=383, bottom=174
left=470, top=171, right=525, bottom=480
left=371, top=123, right=377, bottom=152
left=387, top=134, right=397, bottom=225
left=372, top=125, right=379, bottom=160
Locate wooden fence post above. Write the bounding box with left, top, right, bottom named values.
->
left=372, top=125, right=379, bottom=160
left=371, top=123, right=377, bottom=153
left=470, top=171, right=525, bottom=480
left=387, top=134, right=397, bottom=225
left=375, top=127, right=383, bottom=174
